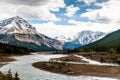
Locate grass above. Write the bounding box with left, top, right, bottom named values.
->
left=78, top=52, right=120, bottom=64
left=33, top=62, right=120, bottom=78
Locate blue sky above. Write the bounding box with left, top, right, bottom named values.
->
left=28, top=0, right=108, bottom=25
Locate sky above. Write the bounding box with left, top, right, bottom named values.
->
left=0, top=0, right=120, bottom=38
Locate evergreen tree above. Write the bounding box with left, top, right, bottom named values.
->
left=5, top=69, right=13, bottom=80
left=14, top=72, right=20, bottom=80
left=109, top=48, right=116, bottom=54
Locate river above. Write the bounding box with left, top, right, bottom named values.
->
left=0, top=52, right=119, bottom=80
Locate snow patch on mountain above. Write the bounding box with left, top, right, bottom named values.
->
left=54, top=35, right=73, bottom=43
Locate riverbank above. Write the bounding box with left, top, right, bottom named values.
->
left=52, top=52, right=120, bottom=64
left=32, top=54, right=120, bottom=79
left=33, top=62, right=120, bottom=79
left=0, top=55, right=16, bottom=67
left=0, top=55, right=16, bottom=79
left=49, top=54, right=88, bottom=63
left=77, top=52, right=120, bottom=64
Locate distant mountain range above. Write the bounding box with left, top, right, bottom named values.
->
left=0, top=16, right=108, bottom=52
left=55, top=30, right=106, bottom=49
left=0, top=16, right=63, bottom=51
left=78, top=29, right=120, bottom=52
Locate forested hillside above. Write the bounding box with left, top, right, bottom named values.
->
left=0, top=42, right=30, bottom=55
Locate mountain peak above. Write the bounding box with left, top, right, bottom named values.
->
left=0, top=16, right=25, bottom=27
left=74, top=30, right=106, bottom=45
left=12, top=16, right=24, bottom=21
left=0, top=16, right=36, bottom=34
left=14, top=16, right=22, bottom=18
left=13, top=15, right=22, bottom=18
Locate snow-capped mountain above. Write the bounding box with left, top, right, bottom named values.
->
left=0, top=16, right=37, bottom=34
left=54, top=35, right=73, bottom=43
left=55, top=30, right=106, bottom=49
left=74, top=30, right=106, bottom=45
left=0, top=16, right=63, bottom=51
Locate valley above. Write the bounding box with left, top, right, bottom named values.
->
left=0, top=0, right=120, bottom=80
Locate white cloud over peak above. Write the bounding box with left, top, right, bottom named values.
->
left=80, top=0, right=120, bottom=24
left=68, top=19, right=119, bottom=32
left=65, top=5, right=79, bottom=17
left=0, top=0, right=65, bottom=21
left=33, top=20, right=119, bottom=38
left=33, top=22, right=77, bottom=38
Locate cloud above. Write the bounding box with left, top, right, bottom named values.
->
left=80, top=0, right=120, bottom=23
left=33, top=22, right=77, bottom=38
left=0, top=0, right=65, bottom=21
left=1, top=0, right=49, bottom=6
left=33, top=20, right=120, bottom=38
left=45, top=0, right=65, bottom=12
left=16, top=5, right=60, bottom=21
left=65, top=5, right=79, bottom=17
left=77, top=0, right=96, bottom=6
left=68, top=20, right=119, bottom=32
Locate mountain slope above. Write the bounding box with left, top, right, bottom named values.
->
left=78, top=29, right=120, bottom=52
left=0, top=16, right=63, bottom=51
